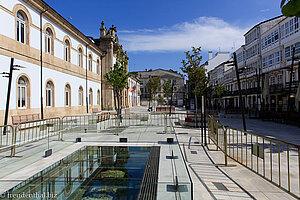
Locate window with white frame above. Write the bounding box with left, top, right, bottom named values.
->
left=17, top=76, right=28, bottom=108
left=277, top=74, right=283, bottom=84
left=65, top=84, right=71, bottom=107
left=45, top=28, right=53, bottom=54
left=97, top=90, right=100, bottom=105
left=17, top=11, right=27, bottom=44
left=64, top=40, right=70, bottom=62
left=78, top=48, right=83, bottom=67
left=97, top=59, right=100, bottom=75
left=88, top=54, right=92, bottom=71
left=89, top=88, right=93, bottom=105
left=78, top=87, right=83, bottom=106
left=46, top=81, right=54, bottom=107
left=270, top=76, right=275, bottom=85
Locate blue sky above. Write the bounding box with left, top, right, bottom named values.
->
left=44, top=0, right=282, bottom=73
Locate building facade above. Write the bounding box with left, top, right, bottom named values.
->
left=0, top=0, right=135, bottom=124
left=127, top=76, right=141, bottom=107
left=131, top=69, right=185, bottom=106
left=209, top=16, right=300, bottom=113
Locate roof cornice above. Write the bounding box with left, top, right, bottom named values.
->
left=23, top=0, right=105, bottom=56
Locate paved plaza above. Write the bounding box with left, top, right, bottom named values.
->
left=0, top=106, right=298, bottom=199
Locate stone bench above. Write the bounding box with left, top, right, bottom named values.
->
left=156, top=106, right=175, bottom=112
left=12, top=114, right=53, bottom=131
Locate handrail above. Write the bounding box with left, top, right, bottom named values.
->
left=208, top=115, right=300, bottom=148
left=208, top=115, right=300, bottom=199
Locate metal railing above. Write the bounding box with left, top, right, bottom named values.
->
left=0, top=125, right=15, bottom=155
left=0, top=112, right=193, bottom=199
left=208, top=115, right=300, bottom=199
left=14, top=117, right=61, bottom=146
left=4, top=112, right=175, bottom=156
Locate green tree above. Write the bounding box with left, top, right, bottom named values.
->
left=157, top=95, right=164, bottom=105
left=181, top=47, right=209, bottom=112
left=104, top=48, right=131, bottom=124
left=147, top=77, right=161, bottom=109
left=163, top=80, right=172, bottom=103
left=281, top=0, right=300, bottom=17
left=214, top=83, right=226, bottom=110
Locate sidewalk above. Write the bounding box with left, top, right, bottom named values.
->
left=219, top=115, right=300, bottom=145
left=175, top=127, right=296, bottom=200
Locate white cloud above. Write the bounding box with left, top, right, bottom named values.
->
left=118, top=17, right=248, bottom=52
left=260, top=8, right=270, bottom=12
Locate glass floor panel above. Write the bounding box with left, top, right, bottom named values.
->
left=1, top=146, right=153, bottom=200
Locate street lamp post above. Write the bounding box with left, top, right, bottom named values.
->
left=233, top=52, right=247, bottom=131
left=255, top=68, right=261, bottom=115
left=287, top=47, right=295, bottom=113
left=2, top=58, right=25, bottom=135
left=169, top=81, right=174, bottom=116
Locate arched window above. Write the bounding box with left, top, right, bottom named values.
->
left=97, top=90, right=100, bottom=105
left=88, top=54, right=92, bottom=71
left=65, top=84, right=71, bottom=107
left=46, top=81, right=54, bottom=107
left=64, top=40, right=70, bottom=62
left=17, top=76, right=29, bottom=108
left=45, top=28, right=53, bottom=54
left=78, top=48, right=83, bottom=67
left=17, top=11, right=27, bottom=43
left=78, top=86, right=83, bottom=106
left=89, top=88, right=93, bottom=105
left=97, top=59, right=100, bottom=75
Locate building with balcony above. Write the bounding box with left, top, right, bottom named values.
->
left=210, top=15, right=300, bottom=114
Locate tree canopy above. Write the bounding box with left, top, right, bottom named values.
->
left=163, top=80, right=172, bottom=99
left=104, top=48, right=131, bottom=120
left=147, top=76, right=161, bottom=101
left=181, top=47, right=209, bottom=97
left=281, top=0, right=300, bottom=17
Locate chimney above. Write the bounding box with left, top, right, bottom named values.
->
left=208, top=51, right=213, bottom=60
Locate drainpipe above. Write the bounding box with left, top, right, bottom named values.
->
left=40, top=9, right=47, bottom=120
left=86, top=44, right=89, bottom=113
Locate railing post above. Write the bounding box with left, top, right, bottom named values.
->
left=60, top=117, right=63, bottom=141
left=224, top=126, right=228, bottom=166
left=10, top=125, right=16, bottom=157
left=216, top=120, right=219, bottom=151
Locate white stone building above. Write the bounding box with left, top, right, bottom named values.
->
left=210, top=15, right=300, bottom=113
left=0, top=0, right=134, bottom=124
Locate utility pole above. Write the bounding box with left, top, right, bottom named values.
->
left=287, top=47, right=295, bottom=113
left=233, top=52, right=247, bottom=131
left=2, top=59, right=25, bottom=135
left=204, top=95, right=207, bottom=146
left=3, top=58, right=14, bottom=135
left=169, top=81, right=174, bottom=116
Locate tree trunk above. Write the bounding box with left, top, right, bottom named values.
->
left=148, top=94, right=151, bottom=110
left=113, top=88, right=117, bottom=112
left=195, top=90, right=198, bottom=129
left=116, top=89, right=121, bottom=124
